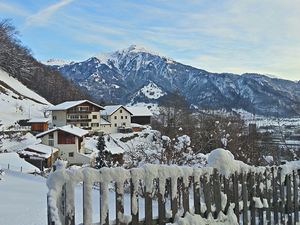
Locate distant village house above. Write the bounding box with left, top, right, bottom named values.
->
left=36, top=125, right=93, bottom=165
left=48, top=100, right=104, bottom=131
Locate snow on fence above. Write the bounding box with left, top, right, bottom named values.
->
left=47, top=164, right=300, bottom=225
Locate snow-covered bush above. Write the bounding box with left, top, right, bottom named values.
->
left=124, top=131, right=207, bottom=168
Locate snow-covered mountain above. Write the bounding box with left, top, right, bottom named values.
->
left=0, top=69, right=50, bottom=128
left=50, top=45, right=300, bottom=117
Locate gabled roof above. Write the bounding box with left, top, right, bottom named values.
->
left=100, top=118, right=111, bottom=125
left=100, top=105, right=133, bottom=116
left=126, top=106, right=153, bottom=117
left=36, top=125, right=88, bottom=138
left=48, top=100, right=104, bottom=111
left=25, top=144, right=59, bottom=158
left=28, top=118, right=50, bottom=123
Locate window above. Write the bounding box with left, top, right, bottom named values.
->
left=114, top=116, right=117, bottom=119
left=121, top=116, right=123, bottom=119
left=69, top=152, right=74, bottom=157
left=120, top=109, right=123, bottom=113
left=125, top=116, right=127, bottom=119
left=78, top=106, right=89, bottom=112
left=80, top=123, right=89, bottom=127
left=53, top=116, right=57, bottom=120
left=122, top=122, right=126, bottom=126
left=114, top=123, right=117, bottom=127
left=58, top=131, right=75, bottom=144
left=91, top=123, right=99, bottom=127
left=80, top=115, right=88, bottom=119
left=92, top=115, right=97, bottom=119
left=48, top=133, right=54, bottom=146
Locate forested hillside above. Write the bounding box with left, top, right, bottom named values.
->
left=0, top=19, right=90, bottom=104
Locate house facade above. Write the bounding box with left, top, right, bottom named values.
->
left=36, top=125, right=93, bottom=165
left=101, top=105, right=132, bottom=133
left=49, top=100, right=104, bottom=131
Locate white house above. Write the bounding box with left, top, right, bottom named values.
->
left=36, top=125, right=94, bottom=165
left=48, top=100, right=104, bottom=131
left=101, top=105, right=132, bottom=133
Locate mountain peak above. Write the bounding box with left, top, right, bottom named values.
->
left=127, top=44, right=149, bottom=53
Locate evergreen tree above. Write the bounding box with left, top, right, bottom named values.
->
left=95, top=135, right=112, bottom=168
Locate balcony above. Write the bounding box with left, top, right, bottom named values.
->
left=66, top=119, right=91, bottom=123
left=67, top=110, right=91, bottom=114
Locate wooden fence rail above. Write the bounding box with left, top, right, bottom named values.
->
left=47, top=166, right=300, bottom=225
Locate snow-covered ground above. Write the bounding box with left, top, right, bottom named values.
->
left=0, top=152, right=40, bottom=173
left=0, top=170, right=47, bottom=225
left=0, top=69, right=51, bottom=129
left=1, top=132, right=39, bottom=152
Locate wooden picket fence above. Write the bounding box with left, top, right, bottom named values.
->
left=47, top=166, right=300, bottom=225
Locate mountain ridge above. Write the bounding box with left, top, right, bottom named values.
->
left=49, top=45, right=300, bottom=117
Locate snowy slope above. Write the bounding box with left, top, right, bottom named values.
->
left=0, top=69, right=51, bottom=128
left=140, top=81, right=165, bottom=99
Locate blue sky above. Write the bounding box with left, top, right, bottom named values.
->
left=0, top=0, right=300, bottom=81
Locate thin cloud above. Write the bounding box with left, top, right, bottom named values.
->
left=0, top=2, right=28, bottom=17
left=25, top=0, right=74, bottom=27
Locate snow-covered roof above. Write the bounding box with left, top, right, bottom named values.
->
left=101, top=105, right=132, bottom=116
left=100, top=118, right=111, bottom=125
left=48, top=100, right=104, bottom=111
left=28, top=118, right=50, bottom=123
left=126, top=106, right=153, bottom=117
left=25, top=144, right=59, bottom=158
left=0, top=152, right=40, bottom=173
left=36, top=125, right=88, bottom=138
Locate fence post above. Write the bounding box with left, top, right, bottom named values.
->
left=100, top=182, right=109, bottom=225
left=203, top=175, right=212, bottom=218
left=256, top=173, right=264, bottom=225
left=213, top=169, right=221, bottom=218
left=286, top=174, right=292, bottom=225
left=242, top=172, right=248, bottom=225
left=193, top=176, right=201, bottom=215
left=223, top=175, right=230, bottom=214
left=272, top=167, right=279, bottom=225
left=293, top=170, right=299, bottom=224
left=130, top=179, right=138, bottom=225
left=170, top=177, right=178, bottom=221
left=249, top=172, right=256, bottom=225
left=65, top=182, right=75, bottom=225
left=233, top=172, right=240, bottom=223
left=83, top=181, right=93, bottom=225
left=144, top=185, right=153, bottom=225
left=116, top=182, right=124, bottom=225
left=278, top=168, right=285, bottom=225
left=158, top=178, right=166, bottom=225
left=47, top=194, right=56, bottom=225
left=264, top=169, right=271, bottom=225
left=182, top=177, right=189, bottom=215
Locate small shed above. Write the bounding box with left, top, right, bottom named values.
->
left=19, top=143, right=59, bottom=170
left=126, top=106, right=153, bottom=125
left=28, top=118, right=50, bottom=133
